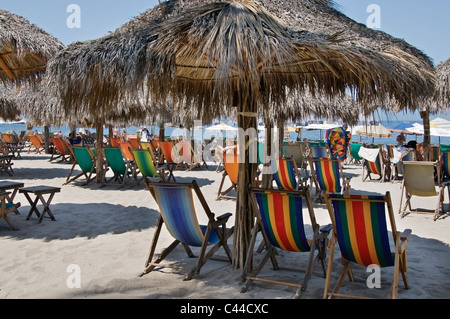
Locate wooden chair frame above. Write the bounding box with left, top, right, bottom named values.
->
left=242, top=187, right=332, bottom=299
left=324, top=191, right=412, bottom=299
left=139, top=180, right=234, bottom=280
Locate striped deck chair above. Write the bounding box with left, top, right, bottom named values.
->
left=323, top=192, right=412, bottom=299
left=139, top=180, right=234, bottom=280
left=216, top=151, right=239, bottom=200
left=308, top=157, right=351, bottom=203
left=64, top=146, right=100, bottom=186
left=131, top=148, right=169, bottom=184
left=270, top=157, right=307, bottom=191
left=242, top=187, right=332, bottom=299
left=360, top=146, right=388, bottom=182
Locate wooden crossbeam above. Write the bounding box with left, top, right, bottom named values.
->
left=0, top=56, right=14, bottom=79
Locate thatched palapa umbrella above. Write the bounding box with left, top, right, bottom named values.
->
left=0, top=84, right=21, bottom=121
left=0, top=9, right=64, bottom=83
left=435, top=58, right=450, bottom=109
left=143, top=0, right=436, bottom=268
left=47, top=0, right=435, bottom=269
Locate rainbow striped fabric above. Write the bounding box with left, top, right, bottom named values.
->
left=313, top=158, right=341, bottom=194
left=365, top=154, right=382, bottom=176
left=151, top=184, right=219, bottom=247
left=327, top=194, right=395, bottom=268
left=271, top=158, right=298, bottom=191
left=252, top=189, right=310, bottom=252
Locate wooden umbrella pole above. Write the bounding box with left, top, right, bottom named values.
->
left=233, top=91, right=257, bottom=270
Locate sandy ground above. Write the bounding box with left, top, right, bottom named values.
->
left=0, top=148, right=449, bottom=303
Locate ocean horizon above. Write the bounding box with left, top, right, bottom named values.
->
left=1, top=118, right=449, bottom=147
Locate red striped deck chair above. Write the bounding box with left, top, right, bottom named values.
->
left=308, top=157, right=351, bottom=203
left=361, top=146, right=388, bottom=182
left=242, top=187, right=332, bottom=299
left=139, top=180, right=234, bottom=280
left=270, top=157, right=306, bottom=191
left=323, top=192, right=412, bottom=299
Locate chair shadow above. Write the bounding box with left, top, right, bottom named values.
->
left=2, top=203, right=160, bottom=240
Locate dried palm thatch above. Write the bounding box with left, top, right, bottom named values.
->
left=0, top=9, right=64, bottom=83
left=0, top=83, right=21, bottom=121
left=435, top=58, right=450, bottom=109
left=46, top=0, right=434, bottom=121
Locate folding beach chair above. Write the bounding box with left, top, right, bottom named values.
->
left=50, top=137, right=71, bottom=163
left=102, top=146, right=136, bottom=188
left=139, top=180, right=234, bottom=280
left=270, top=156, right=307, bottom=191
left=131, top=148, right=169, bottom=183
left=119, top=141, right=140, bottom=180
left=399, top=161, right=447, bottom=221
left=308, top=157, right=351, bottom=203
left=27, top=134, right=45, bottom=154
left=360, top=145, right=388, bottom=182
left=324, top=192, right=412, bottom=299
left=216, top=151, right=239, bottom=201
left=241, top=187, right=332, bottom=299
left=282, top=143, right=308, bottom=177
left=158, top=140, right=180, bottom=180
left=0, top=191, right=21, bottom=230
left=64, top=145, right=100, bottom=186
left=174, top=140, right=207, bottom=171
left=346, top=142, right=363, bottom=165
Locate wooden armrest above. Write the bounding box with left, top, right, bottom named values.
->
left=320, top=224, right=333, bottom=234
left=400, top=229, right=412, bottom=241
left=216, top=212, right=233, bottom=221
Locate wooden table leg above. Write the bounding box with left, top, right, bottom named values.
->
left=37, top=192, right=56, bottom=223
left=24, top=192, right=41, bottom=220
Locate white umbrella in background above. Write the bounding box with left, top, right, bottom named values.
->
left=406, top=123, right=450, bottom=143
left=353, top=123, right=392, bottom=142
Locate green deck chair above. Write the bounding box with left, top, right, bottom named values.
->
left=64, top=146, right=99, bottom=186
left=131, top=148, right=169, bottom=184
left=103, top=146, right=135, bottom=188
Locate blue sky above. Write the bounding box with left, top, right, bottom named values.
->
left=2, top=0, right=449, bottom=120
left=2, top=1, right=448, bottom=65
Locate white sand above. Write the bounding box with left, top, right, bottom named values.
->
left=0, top=150, right=449, bottom=300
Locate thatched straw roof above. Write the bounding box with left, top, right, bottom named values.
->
left=0, top=9, right=64, bottom=83
left=46, top=0, right=435, bottom=124
left=0, top=83, right=21, bottom=120
left=435, top=58, right=450, bottom=108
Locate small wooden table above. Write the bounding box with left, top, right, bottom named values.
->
left=19, top=186, right=61, bottom=223
left=0, top=181, right=24, bottom=214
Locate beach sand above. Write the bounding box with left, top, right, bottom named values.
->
left=0, top=150, right=449, bottom=301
